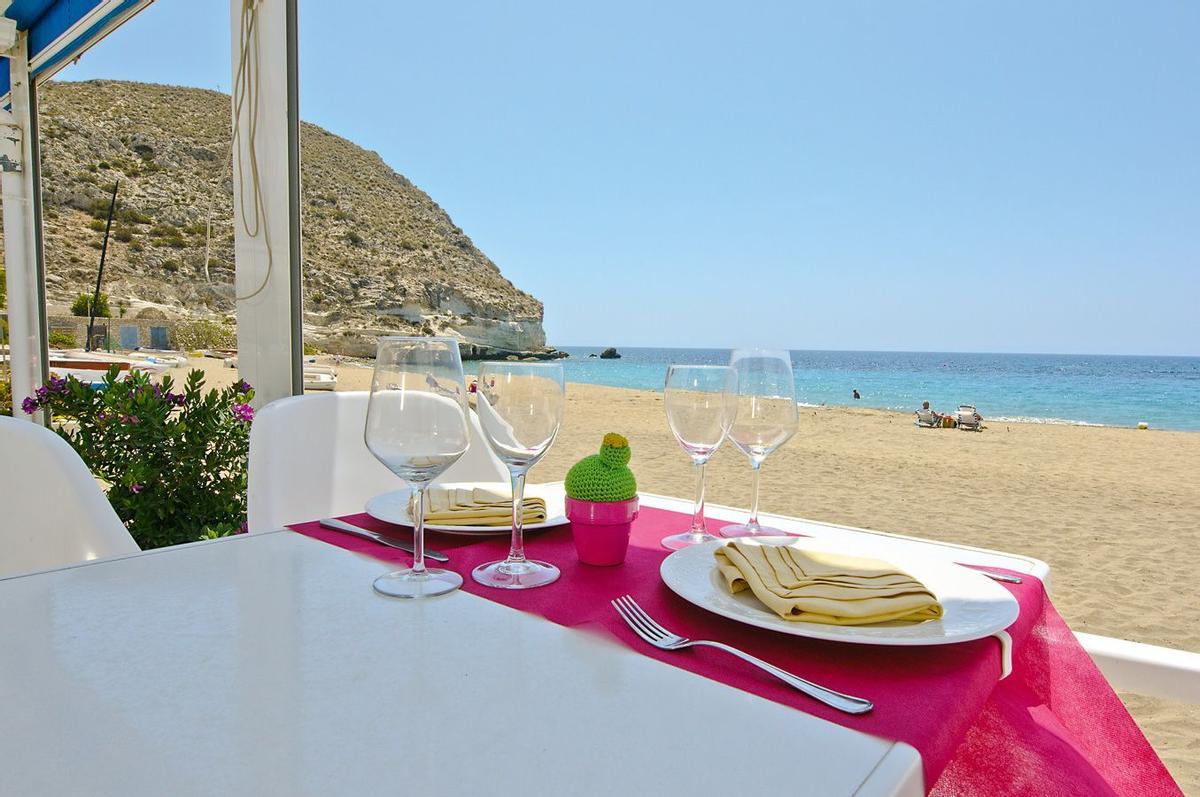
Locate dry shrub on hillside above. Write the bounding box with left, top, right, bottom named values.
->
left=174, top=318, right=236, bottom=350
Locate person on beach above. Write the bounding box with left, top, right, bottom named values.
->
left=917, top=400, right=944, bottom=426
left=852, top=388, right=861, bottom=400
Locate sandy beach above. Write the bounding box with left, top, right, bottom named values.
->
left=173, top=356, right=1200, bottom=789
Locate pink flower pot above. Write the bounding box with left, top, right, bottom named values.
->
left=566, top=495, right=640, bottom=566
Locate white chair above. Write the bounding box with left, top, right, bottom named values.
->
left=0, top=416, right=139, bottom=578
left=915, top=409, right=940, bottom=428
left=247, top=391, right=508, bottom=531
left=956, top=404, right=982, bottom=431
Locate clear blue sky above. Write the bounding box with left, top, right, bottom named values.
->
left=57, top=1, right=1198, bottom=355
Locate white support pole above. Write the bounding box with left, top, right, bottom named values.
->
left=229, top=0, right=303, bottom=407
left=1, top=32, right=49, bottom=420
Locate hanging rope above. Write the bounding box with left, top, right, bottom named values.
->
left=230, top=0, right=272, bottom=301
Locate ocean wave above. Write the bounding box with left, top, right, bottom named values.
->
left=989, top=415, right=1108, bottom=427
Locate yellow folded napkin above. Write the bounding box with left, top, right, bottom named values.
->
left=714, top=541, right=943, bottom=626
left=414, top=486, right=547, bottom=526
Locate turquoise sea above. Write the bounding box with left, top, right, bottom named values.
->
left=556, top=347, right=1200, bottom=432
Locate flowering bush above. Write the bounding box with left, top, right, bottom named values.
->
left=25, top=368, right=254, bottom=549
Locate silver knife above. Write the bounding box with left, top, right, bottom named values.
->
left=960, top=565, right=1023, bottom=584
left=319, top=518, right=450, bottom=563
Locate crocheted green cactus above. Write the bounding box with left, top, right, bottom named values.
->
left=565, top=433, right=637, bottom=502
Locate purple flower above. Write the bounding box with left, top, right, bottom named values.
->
left=120, top=414, right=140, bottom=425
left=48, top=375, right=67, bottom=393
left=165, top=391, right=186, bottom=407
left=153, top=384, right=163, bottom=398
left=238, top=521, right=249, bottom=535
left=21, top=396, right=38, bottom=415
left=232, top=403, right=254, bottom=423
left=130, top=483, right=144, bottom=494
left=234, top=379, right=253, bottom=394
left=35, top=386, right=49, bottom=402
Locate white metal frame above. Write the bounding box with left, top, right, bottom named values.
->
left=1, top=32, right=48, bottom=419
left=27, top=1, right=136, bottom=78
left=229, top=0, right=303, bottom=407
left=0, top=1, right=155, bottom=109
left=1077, top=632, right=1200, bottom=703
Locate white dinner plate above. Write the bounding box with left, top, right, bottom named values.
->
left=660, top=537, right=1019, bottom=646
left=365, top=482, right=568, bottom=536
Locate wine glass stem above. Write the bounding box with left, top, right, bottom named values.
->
left=412, top=484, right=428, bottom=575
left=506, top=469, right=528, bottom=564
left=748, top=460, right=763, bottom=527
left=690, top=460, right=708, bottom=533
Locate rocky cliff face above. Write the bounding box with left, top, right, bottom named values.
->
left=2, top=80, right=547, bottom=356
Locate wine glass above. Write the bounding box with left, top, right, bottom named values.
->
left=661, top=365, right=738, bottom=550
left=472, top=361, right=565, bottom=589
left=720, top=348, right=798, bottom=538
left=365, top=337, right=471, bottom=598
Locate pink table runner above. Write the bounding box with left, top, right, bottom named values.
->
left=289, top=506, right=1179, bottom=796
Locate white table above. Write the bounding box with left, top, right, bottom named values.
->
left=0, top=493, right=1048, bottom=796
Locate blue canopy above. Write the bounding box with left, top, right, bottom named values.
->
left=1, top=0, right=150, bottom=101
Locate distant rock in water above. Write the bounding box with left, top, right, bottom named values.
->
left=12, top=79, right=551, bottom=358
left=459, top=342, right=567, bottom=361
left=599, top=347, right=621, bottom=359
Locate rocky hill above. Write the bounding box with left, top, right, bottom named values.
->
left=1, top=80, right=549, bottom=356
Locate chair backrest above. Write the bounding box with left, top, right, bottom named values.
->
left=0, top=417, right=139, bottom=578
left=247, top=391, right=509, bottom=531
left=916, top=409, right=935, bottom=424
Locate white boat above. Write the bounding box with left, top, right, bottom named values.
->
left=127, top=350, right=188, bottom=369
left=47, top=349, right=170, bottom=385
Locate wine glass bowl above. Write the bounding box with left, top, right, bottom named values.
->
left=721, top=349, right=798, bottom=538
left=472, top=361, right=566, bottom=589
left=365, top=337, right=471, bottom=598
left=665, top=368, right=737, bottom=460
left=365, top=392, right=471, bottom=482
left=727, top=395, right=797, bottom=458
left=475, top=369, right=563, bottom=468
left=661, top=364, right=737, bottom=550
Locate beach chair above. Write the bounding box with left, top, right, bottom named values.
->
left=0, top=416, right=139, bottom=578
left=302, top=364, right=338, bottom=391
left=915, top=409, right=940, bottom=428
left=956, top=404, right=982, bottom=431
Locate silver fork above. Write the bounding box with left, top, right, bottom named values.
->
left=611, top=595, right=873, bottom=715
